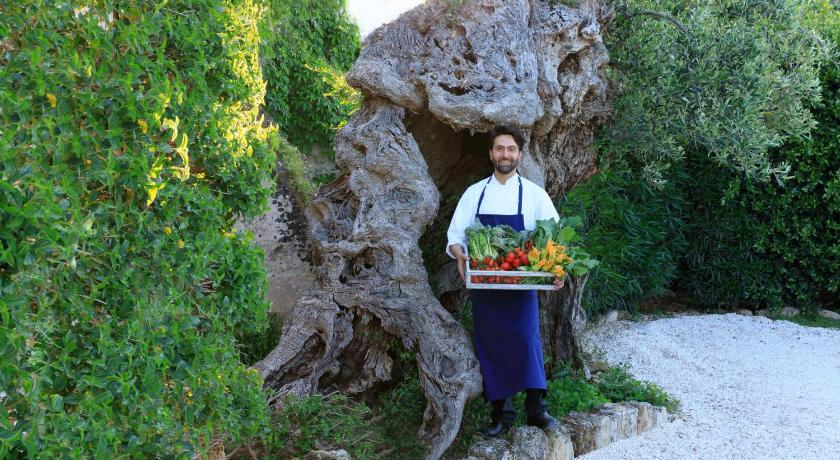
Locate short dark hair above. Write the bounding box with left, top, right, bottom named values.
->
left=487, top=125, right=526, bottom=152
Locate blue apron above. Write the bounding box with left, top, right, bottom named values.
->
left=469, top=176, right=547, bottom=401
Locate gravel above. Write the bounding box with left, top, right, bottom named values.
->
left=578, top=313, right=840, bottom=460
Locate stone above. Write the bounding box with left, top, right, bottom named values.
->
left=304, top=449, right=351, bottom=460
left=754, top=309, right=771, bottom=317
left=651, top=405, right=669, bottom=425
left=467, top=437, right=519, bottom=460
left=544, top=425, right=575, bottom=460
left=780, top=307, right=800, bottom=317
left=734, top=309, right=754, bottom=316
left=595, top=403, right=638, bottom=439
left=623, top=401, right=655, bottom=433
left=511, top=426, right=551, bottom=459
left=818, top=309, right=840, bottom=321
left=465, top=425, right=574, bottom=460
left=562, top=411, right=617, bottom=455
left=464, top=402, right=669, bottom=459
left=604, top=310, right=619, bottom=323
left=617, top=310, right=632, bottom=320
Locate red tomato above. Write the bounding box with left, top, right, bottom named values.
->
left=512, top=259, right=521, bottom=268
left=519, top=254, right=529, bottom=265
left=500, top=262, right=510, bottom=271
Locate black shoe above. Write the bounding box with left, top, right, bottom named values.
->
left=479, top=421, right=511, bottom=438
left=527, top=411, right=560, bottom=430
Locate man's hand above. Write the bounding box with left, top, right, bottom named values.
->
left=456, top=253, right=470, bottom=282
left=554, top=276, right=565, bottom=290
left=449, top=244, right=470, bottom=282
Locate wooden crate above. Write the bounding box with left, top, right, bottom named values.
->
left=465, top=265, right=557, bottom=290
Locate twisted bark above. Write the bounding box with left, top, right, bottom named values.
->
left=256, top=1, right=611, bottom=457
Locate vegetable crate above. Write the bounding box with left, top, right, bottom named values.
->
left=465, top=265, right=558, bottom=290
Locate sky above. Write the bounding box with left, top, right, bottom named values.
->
left=346, top=0, right=425, bottom=38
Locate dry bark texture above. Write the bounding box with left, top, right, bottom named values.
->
left=255, top=0, right=611, bottom=458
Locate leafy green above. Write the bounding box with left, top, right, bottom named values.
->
left=0, top=2, right=274, bottom=457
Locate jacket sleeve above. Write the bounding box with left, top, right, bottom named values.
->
left=535, top=187, right=560, bottom=222
left=445, top=188, right=475, bottom=259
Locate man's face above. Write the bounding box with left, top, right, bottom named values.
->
left=489, top=134, right=521, bottom=175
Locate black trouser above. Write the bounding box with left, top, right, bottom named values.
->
left=490, top=389, right=547, bottom=425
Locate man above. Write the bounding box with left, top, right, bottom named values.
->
left=446, top=125, right=563, bottom=437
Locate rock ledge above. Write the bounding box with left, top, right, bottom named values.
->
left=462, top=401, right=669, bottom=460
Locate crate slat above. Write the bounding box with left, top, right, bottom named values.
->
left=465, top=266, right=558, bottom=290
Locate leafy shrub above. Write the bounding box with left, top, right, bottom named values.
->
left=595, top=365, right=679, bottom=412
left=235, top=393, right=380, bottom=459
left=269, top=130, right=316, bottom=206
left=602, top=0, right=826, bottom=184
left=1, top=1, right=275, bottom=456
left=510, top=376, right=609, bottom=426
left=676, top=1, right=840, bottom=311
left=369, top=351, right=429, bottom=459
left=260, top=0, right=361, bottom=152
left=561, top=163, right=687, bottom=315
left=575, top=0, right=833, bottom=313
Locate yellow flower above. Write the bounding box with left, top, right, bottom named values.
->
left=137, top=119, right=148, bottom=134
left=163, top=226, right=172, bottom=235
left=177, top=239, right=184, bottom=249
left=46, top=93, right=57, bottom=108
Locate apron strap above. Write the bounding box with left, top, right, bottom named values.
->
left=475, top=175, right=524, bottom=217
left=475, top=176, right=493, bottom=216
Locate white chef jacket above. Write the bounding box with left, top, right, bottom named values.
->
left=446, top=173, right=560, bottom=258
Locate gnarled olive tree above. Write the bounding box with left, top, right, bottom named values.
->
left=255, top=0, right=611, bottom=457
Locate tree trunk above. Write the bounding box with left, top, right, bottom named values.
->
left=255, top=0, right=612, bottom=457
left=540, top=273, right=591, bottom=379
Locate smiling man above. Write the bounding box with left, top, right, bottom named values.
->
left=446, top=126, right=563, bottom=437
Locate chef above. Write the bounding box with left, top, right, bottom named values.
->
left=446, top=125, right=563, bottom=437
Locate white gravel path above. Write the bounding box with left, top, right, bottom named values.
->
left=579, top=313, right=840, bottom=460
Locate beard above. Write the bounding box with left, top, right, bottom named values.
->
left=492, top=157, right=519, bottom=175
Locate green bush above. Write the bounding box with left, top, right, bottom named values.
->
left=560, top=163, right=687, bottom=315
left=595, top=365, right=679, bottom=412
left=676, top=1, right=840, bottom=311
left=237, top=393, right=380, bottom=459
left=574, top=0, right=833, bottom=313
left=602, top=0, right=825, bottom=184
left=260, top=0, right=361, bottom=152
left=369, top=351, right=428, bottom=459
left=510, top=377, right=608, bottom=426
left=1, top=1, right=275, bottom=457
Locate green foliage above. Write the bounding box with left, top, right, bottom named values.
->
left=0, top=1, right=275, bottom=456
left=779, top=312, right=840, bottom=330
left=572, top=0, right=836, bottom=314
left=595, top=365, right=680, bottom=412
left=560, top=164, right=687, bottom=315
left=269, top=130, right=316, bottom=206
left=511, top=376, right=608, bottom=426
left=240, top=393, right=380, bottom=459
left=603, top=0, right=826, bottom=184
left=369, top=351, right=428, bottom=459
left=367, top=351, right=676, bottom=458
left=676, top=2, right=840, bottom=311
left=260, top=0, right=361, bottom=152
